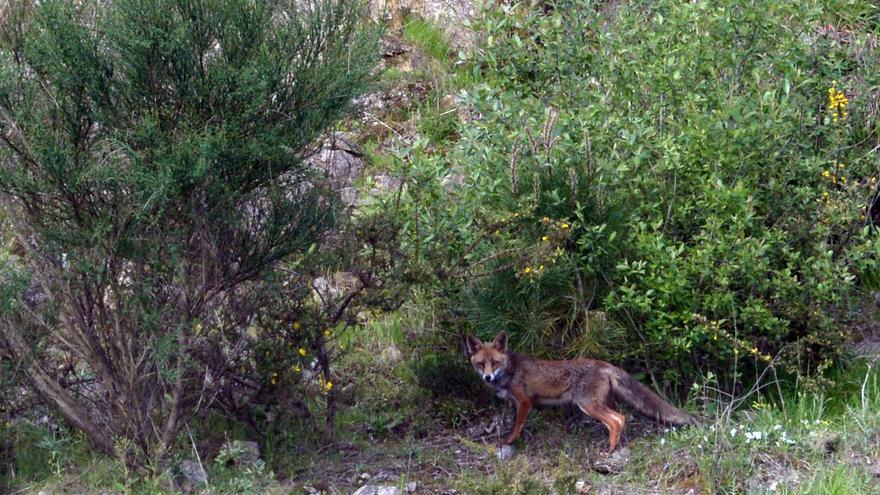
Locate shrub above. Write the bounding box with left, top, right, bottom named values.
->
left=392, top=0, right=880, bottom=395
left=0, top=0, right=379, bottom=470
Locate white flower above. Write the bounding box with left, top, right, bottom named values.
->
left=729, top=428, right=738, bottom=437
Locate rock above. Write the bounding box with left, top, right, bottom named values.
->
left=352, top=82, right=430, bottom=123
left=440, top=94, right=456, bottom=111
left=353, top=485, right=402, bottom=495
left=312, top=271, right=361, bottom=307
left=178, top=459, right=208, bottom=491
left=442, top=173, right=467, bottom=191
left=368, top=0, right=478, bottom=49
left=340, top=186, right=361, bottom=207
left=307, top=132, right=366, bottom=190
left=405, top=481, right=418, bottom=493
left=575, top=480, right=588, bottom=494
left=220, top=440, right=261, bottom=466
left=381, top=36, right=410, bottom=59
left=592, top=446, right=629, bottom=474
left=497, top=444, right=515, bottom=461
left=381, top=344, right=404, bottom=366
left=370, top=174, right=403, bottom=194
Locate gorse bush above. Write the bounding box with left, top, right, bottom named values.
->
left=393, top=0, right=880, bottom=395
left=0, top=0, right=379, bottom=470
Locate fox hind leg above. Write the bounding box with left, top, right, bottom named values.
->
left=578, top=400, right=626, bottom=452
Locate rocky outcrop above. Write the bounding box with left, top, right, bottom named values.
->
left=369, top=0, right=478, bottom=48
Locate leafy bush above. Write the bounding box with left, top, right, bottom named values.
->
left=392, top=0, right=880, bottom=394
left=0, top=0, right=379, bottom=470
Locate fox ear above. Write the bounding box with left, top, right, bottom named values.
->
left=492, top=331, right=508, bottom=352
left=465, top=334, right=482, bottom=356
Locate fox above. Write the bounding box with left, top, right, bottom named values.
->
left=465, top=332, right=696, bottom=452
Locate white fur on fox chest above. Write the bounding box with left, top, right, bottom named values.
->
left=494, top=388, right=511, bottom=401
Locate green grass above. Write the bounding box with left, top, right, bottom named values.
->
left=782, top=465, right=879, bottom=495
left=403, top=16, right=453, bottom=64
left=6, top=335, right=880, bottom=494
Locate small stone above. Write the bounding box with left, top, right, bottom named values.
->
left=592, top=447, right=629, bottom=474
left=405, top=481, right=418, bottom=493
left=497, top=444, right=515, bottom=461
left=381, top=344, right=403, bottom=366
left=440, top=94, right=455, bottom=111
left=178, top=459, right=208, bottom=487
left=352, top=485, right=402, bottom=495
left=442, top=173, right=467, bottom=191
left=575, top=480, right=588, bottom=494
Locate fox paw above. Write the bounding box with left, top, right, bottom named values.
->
left=497, top=444, right=515, bottom=461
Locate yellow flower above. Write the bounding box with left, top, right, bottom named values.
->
left=292, top=364, right=301, bottom=372
left=821, top=170, right=831, bottom=178
left=822, top=191, right=829, bottom=198
left=324, top=381, right=334, bottom=392
left=523, top=266, right=532, bottom=274
left=560, top=223, right=570, bottom=229
left=293, top=321, right=301, bottom=330
left=542, top=235, right=550, bottom=242
left=298, top=348, right=307, bottom=356
left=323, top=329, right=331, bottom=337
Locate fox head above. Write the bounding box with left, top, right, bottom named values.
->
left=465, top=332, right=509, bottom=384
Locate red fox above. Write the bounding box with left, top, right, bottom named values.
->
left=466, top=332, right=696, bottom=452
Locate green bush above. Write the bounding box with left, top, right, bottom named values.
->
left=392, top=0, right=880, bottom=394
left=0, top=0, right=379, bottom=470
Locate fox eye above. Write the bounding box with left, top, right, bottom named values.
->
left=490, top=360, right=498, bottom=367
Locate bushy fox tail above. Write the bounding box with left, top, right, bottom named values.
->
left=610, top=369, right=696, bottom=426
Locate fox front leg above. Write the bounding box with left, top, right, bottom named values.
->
left=504, top=396, right=532, bottom=446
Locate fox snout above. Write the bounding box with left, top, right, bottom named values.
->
left=483, top=373, right=495, bottom=383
